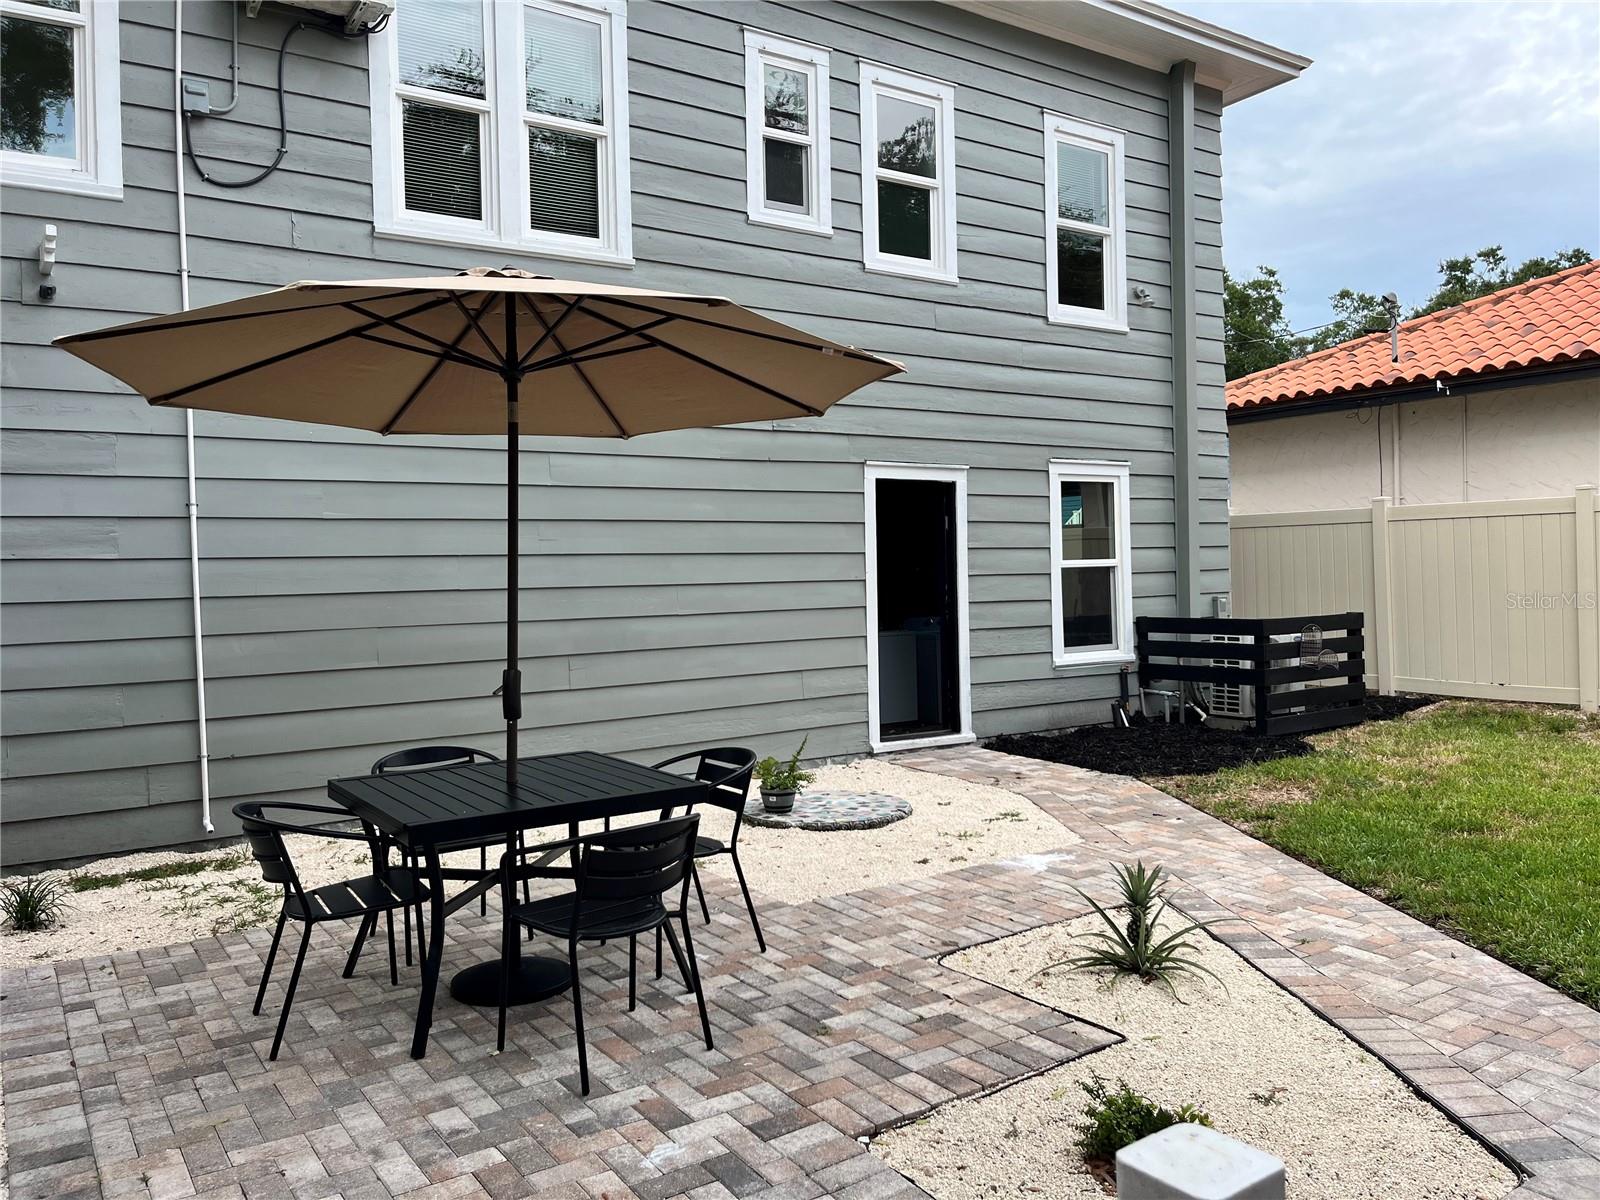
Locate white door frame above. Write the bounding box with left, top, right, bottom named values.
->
left=864, top=461, right=974, bottom=752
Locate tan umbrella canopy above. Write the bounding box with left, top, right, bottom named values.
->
left=56, top=267, right=904, bottom=779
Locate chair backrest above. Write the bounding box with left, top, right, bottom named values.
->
left=371, top=745, right=499, bottom=775
left=575, top=815, right=700, bottom=908
left=233, top=801, right=305, bottom=896
left=690, top=747, right=757, bottom=814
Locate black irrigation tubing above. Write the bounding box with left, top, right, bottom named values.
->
left=859, top=893, right=1532, bottom=1189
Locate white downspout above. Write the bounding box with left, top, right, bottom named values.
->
left=174, top=0, right=214, bottom=832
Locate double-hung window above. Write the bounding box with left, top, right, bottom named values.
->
left=371, top=0, right=632, bottom=264
left=0, top=0, right=122, bottom=198
left=1048, top=461, right=1134, bottom=666
left=1044, top=113, right=1126, bottom=329
left=858, top=63, right=956, bottom=284
left=743, top=30, right=830, bottom=236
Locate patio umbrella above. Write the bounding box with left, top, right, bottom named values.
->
left=56, top=268, right=904, bottom=786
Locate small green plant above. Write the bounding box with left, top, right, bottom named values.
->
left=755, top=736, right=814, bottom=793
left=1051, top=860, right=1227, bottom=997
left=1, top=875, right=69, bottom=932
left=71, top=851, right=248, bottom=893
left=1076, top=1074, right=1213, bottom=1165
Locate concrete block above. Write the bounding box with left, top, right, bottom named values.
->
left=1116, top=1123, right=1286, bottom=1200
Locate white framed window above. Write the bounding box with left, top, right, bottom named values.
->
left=1048, top=460, right=1135, bottom=667
left=369, top=0, right=632, bottom=265
left=1043, top=112, right=1126, bottom=330
left=743, top=30, right=830, bottom=237
left=0, top=0, right=122, bottom=199
left=858, top=62, right=956, bottom=284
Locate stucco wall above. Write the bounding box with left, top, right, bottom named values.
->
left=1228, top=376, right=1600, bottom=513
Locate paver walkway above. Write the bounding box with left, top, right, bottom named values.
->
left=2, top=746, right=1595, bottom=1199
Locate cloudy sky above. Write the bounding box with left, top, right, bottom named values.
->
left=1167, top=1, right=1600, bottom=331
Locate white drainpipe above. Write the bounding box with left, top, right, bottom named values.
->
left=174, top=0, right=214, bottom=832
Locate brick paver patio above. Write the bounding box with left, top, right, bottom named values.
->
left=3, top=746, right=1596, bottom=1199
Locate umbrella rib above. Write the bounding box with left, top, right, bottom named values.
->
left=523, top=317, right=672, bottom=373
left=579, top=306, right=825, bottom=418
left=516, top=297, right=584, bottom=371
left=351, top=330, right=494, bottom=372
left=149, top=295, right=459, bottom=405
left=589, top=296, right=893, bottom=366
left=522, top=335, right=663, bottom=376
left=383, top=294, right=498, bottom=435
left=341, top=302, right=504, bottom=375
left=447, top=293, right=504, bottom=368
left=518, top=295, right=629, bottom=438
left=56, top=288, right=423, bottom=346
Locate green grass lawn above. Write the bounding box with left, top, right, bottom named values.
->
left=1163, top=702, right=1600, bottom=1008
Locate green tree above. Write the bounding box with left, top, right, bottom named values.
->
left=1223, top=267, right=1296, bottom=380
left=1299, top=288, right=1390, bottom=353
left=1412, top=245, right=1591, bottom=317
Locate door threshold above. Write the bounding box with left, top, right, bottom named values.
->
left=870, top=732, right=977, bottom=754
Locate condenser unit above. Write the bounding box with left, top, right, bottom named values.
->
left=1206, top=633, right=1301, bottom=728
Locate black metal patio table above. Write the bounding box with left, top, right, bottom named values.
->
left=328, top=750, right=707, bottom=1058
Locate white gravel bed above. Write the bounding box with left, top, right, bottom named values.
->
left=2, top=758, right=1071, bottom=965
left=692, top=758, right=1076, bottom=905
left=873, top=915, right=1516, bottom=1200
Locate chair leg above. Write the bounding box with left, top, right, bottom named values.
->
left=569, top=940, right=589, bottom=1095
left=628, top=934, right=638, bottom=1012
left=270, top=923, right=314, bottom=1062
left=254, top=909, right=287, bottom=1017
left=497, top=913, right=514, bottom=1052
left=402, top=852, right=414, bottom=966
left=677, top=911, right=715, bottom=1052
left=385, top=907, right=399, bottom=986
left=413, top=898, right=427, bottom=968
left=691, top=863, right=711, bottom=926
left=342, top=911, right=376, bottom=979
left=519, top=832, right=531, bottom=904
left=660, top=920, right=692, bottom=995
left=479, top=846, right=488, bottom=917
left=655, top=925, right=663, bottom=980
left=730, top=850, right=767, bottom=954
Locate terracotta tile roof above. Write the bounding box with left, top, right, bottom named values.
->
left=1227, top=259, right=1600, bottom=412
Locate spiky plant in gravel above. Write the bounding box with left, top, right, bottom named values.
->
left=1, top=875, right=69, bottom=932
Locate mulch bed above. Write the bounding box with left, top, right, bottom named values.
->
left=987, top=695, right=1434, bottom=779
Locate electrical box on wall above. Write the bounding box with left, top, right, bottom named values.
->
left=245, top=0, right=393, bottom=33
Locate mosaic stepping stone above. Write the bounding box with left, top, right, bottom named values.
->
left=744, top=789, right=912, bottom=831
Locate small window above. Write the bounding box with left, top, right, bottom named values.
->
left=372, top=0, right=632, bottom=264
left=859, top=62, right=956, bottom=284
left=1049, top=461, right=1134, bottom=666
left=743, top=30, right=830, bottom=236
left=1044, top=113, right=1126, bottom=330
left=0, top=0, right=122, bottom=198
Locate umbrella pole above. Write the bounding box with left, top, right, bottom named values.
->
left=503, top=303, right=521, bottom=791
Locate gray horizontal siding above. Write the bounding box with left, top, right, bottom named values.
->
left=0, top=0, right=1228, bottom=864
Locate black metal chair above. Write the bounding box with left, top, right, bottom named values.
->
left=372, top=747, right=525, bottom=945
left=497, top=815, right=713, bottom=1095
left=233, top=801, right=429, bottom=1061
left=652, top=748, right=764, bottom=953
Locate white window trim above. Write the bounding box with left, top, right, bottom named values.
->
left=368, top=0, right=632, bottom=266
left=0, top=0, right=122, bottom=199
left=743, top=29, right=831, bottom=237
left=864, top=461, right=974, bottom=753
left=1048, top=459, right=1135, bottom=668
left=1043, top=111, right=1127, bottom=331
left=858, top=62, right=957, bottom=285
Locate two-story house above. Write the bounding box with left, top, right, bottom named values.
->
left=0, top=0, right=1306, bottom=864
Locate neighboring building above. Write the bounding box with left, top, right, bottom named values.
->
left=0, top=1, right=1306, bottom=864
left=1228, top=262, right=1600, bottom=514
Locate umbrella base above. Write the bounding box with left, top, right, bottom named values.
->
left=449, top=956, right=572, bottom=1007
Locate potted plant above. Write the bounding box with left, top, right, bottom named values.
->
left=755, top=737, right=813, bottom=814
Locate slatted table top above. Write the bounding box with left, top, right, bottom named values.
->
left=328, top=750, right=706, bottom=848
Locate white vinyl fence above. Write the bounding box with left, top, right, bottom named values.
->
left=1231, top=487, right=1599, bottom=711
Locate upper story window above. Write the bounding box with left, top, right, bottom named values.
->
left=1048, top=460, right=1134, bottom=666
left=1044, top=112, right=1126, bottom=330
left=858, top=63, right=956, bottom=284
left=0, top=0, right=122, bottom=199
left=742, top=30, right=830, bottom=237
left=370, top=0, right=632, bottom=265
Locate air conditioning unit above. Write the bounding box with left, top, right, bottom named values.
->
left=1207, top=633, right=1302, bottom=728
left=246, top=0, right=393, bottom=33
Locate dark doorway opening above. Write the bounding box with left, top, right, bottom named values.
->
left=874, top=477, right=960, bottom=741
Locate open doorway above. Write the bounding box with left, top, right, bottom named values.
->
left=865, top=463, right=972, bottom=750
